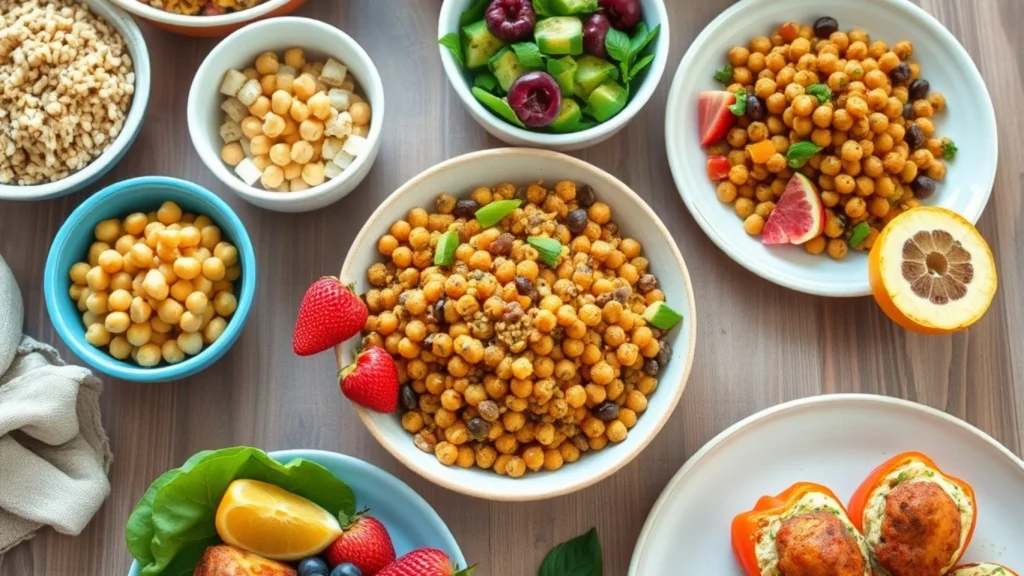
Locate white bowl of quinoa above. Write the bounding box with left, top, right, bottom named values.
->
left=334, top=148, right=698, bottom=501
left=106, top=0, right=306, bottom=37
left=0, top=0, right=150, bottom=201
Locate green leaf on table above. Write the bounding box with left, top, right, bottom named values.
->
left=604, top=28, right=631, bottom=64
left=511, top=42, right=545, bottom=69
left=539, top=527, right=603, bottom=576
left=786, top=140, right=824, bottom=169
left=943, top=139, right=958, bottom=160
left=474, top=72, right=500, bottom=92
left=438, top=33, right=465, bottom=67
left=806, top=83, right=832, bottom=104
left=729, top=89, right=747, bottom=116
left=714, top=64, right=734, bottom=84
left=460, top=0, right=491, bottom=26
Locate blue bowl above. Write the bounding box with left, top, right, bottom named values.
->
left=125, top=450, right=467, bottom=575
left=44, top=176, right=256, bottom=383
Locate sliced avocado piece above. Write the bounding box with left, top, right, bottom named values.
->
left=471, top=86, right=526, bottom=128
left=584, top=81, right=628, bottom=121
left=573, top=55, right=619, bottom=100
left=535, top=17, right=584, bottom=56
left=463, top=19, right=506, bottom=69
left=550, top=0, right=598, bottom=15
left=546, top=55, right=577, bottom=95
left=549, top=99, right=583, bottom=133
left=489, top=47, right=528, bottom=92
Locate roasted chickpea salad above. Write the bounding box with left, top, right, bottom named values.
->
left=137, top=0, right=266, bottom=16
left=698, top=16, right=957, bottom=260
left=356, top=180, right=684, bottom=478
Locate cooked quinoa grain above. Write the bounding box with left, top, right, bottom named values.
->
left=365, top=181, right=677, bottom=477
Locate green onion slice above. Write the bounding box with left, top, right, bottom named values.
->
left=475, top=199, right=522, bottom=228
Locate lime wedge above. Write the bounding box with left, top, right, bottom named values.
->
left=642, top=301, right=683, bottom=330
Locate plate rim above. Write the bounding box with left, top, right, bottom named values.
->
left=627, top=393, right=1024, bottom=574
left=663, top=0, right=999, bottom=297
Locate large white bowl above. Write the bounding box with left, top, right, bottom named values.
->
left=0, top=0, right=151, bottom=201
left=107, top=0, right=305, bottom=37
left=334, top=148, right=697, bottom=501
left=665, top=0, right=997, bottom=297
left=188, top=17, right=384, bottom=213
left=438, top=0, right=670, bottom=151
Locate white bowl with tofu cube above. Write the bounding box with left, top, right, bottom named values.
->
left=187, top=17, right=384, bottom=213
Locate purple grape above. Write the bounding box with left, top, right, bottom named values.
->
left=485, top=0, right=536, bottom=43
left=507, top=71, right=562, bottom=127
left=599, top=0, right=642, bottom=31
left=583, top=13, right=611, bottom=58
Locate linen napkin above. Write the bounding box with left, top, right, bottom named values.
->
left=0, top=254, right=112, bottom=554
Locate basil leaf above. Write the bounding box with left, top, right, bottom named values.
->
left=460, top=0, right=490, bottom=26
left=806, top=83, right=832, bottom=104
left=438, top=33, right=465, bottom=67
left=942, top=139, right=958, bottom=160
left=511, top=42, right=545, bottom=69
left=532, top=0, right=553, bottom=17
left=539, top=528, right=603, bottom=576
left=629, top=23, right=659, bottom=60
left=474, top=72, right=500, bottom=92
left=472, top=87, right=526, bottom=128
left=629, top=54, right=655, bottom=79
left=714, top=64, right=734, bottom=84
left=604, top=28, right=631, bottom=63
left=729, top=89, right=747, bottom=116
left=786, top=140, right=824, bottom=169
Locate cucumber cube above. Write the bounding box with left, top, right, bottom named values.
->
left=573, top=55, right=619, bottom=100
left=585, top=81, right=629, bottom=122
left=463, top=19, right=505, bottom=69
left=550, top=0, right=598, bottom=15
left=535, top=17, right=584, bottom=56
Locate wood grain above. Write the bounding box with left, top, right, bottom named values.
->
left=0, top=0, right=1021, bottom=574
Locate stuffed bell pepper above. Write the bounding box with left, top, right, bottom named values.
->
left=731, top=482, right=872, bottom=576
left=949, top=564, right=1019, bottom=576
left=848, top=451, right=978, bottom=576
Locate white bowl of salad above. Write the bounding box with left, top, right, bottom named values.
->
left=438, top=0, right=670, bottom=151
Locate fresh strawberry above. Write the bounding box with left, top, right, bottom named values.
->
left=339, top=346, right=399, bottom=413
left=325, top=513, right=396, bottom=576
left=378, top=548, right=475, bottom=576
left=293, top=277, right=368, bottom=356
left=706, top=155, right=731, bottom=181
left=698, top=90, right=737, bottom=147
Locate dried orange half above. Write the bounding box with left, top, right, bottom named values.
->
left=869, top=207, right=997, bottom=334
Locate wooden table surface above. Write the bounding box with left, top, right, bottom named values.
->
left=1, top=0, right=1022, bottom=574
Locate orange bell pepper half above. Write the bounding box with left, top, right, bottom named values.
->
left=730, top=482, right=848, bottom=576
left=847, top=451, right=977, bottom=557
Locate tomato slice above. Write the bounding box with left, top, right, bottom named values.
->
left=706, top=155, right=731, bottom=181
left=698, top=91, right=737, bottom=147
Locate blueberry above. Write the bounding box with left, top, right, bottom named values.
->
left=330, top=563, right=363, bottom=576
left=812, top=16, right=839, bottom=39
left=297, top=557, right=329, bottom=576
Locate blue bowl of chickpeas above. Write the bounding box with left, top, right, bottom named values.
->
left=44, top=176, right=256, bottom=382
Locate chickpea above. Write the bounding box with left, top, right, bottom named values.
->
left=202, top=257, right=226, bottom=281
left=827, top=238, right=848, bottom=260
left=213, top=291, right=238, bottom=317
left=203, top=317, right=228, bottom=344
left=85, top=323, right=111, bottom=347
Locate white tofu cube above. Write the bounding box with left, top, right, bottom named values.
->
left=219, top=120, right=242, bottom=143
left=236, top=79, right=262, bottom=106
left=324, top=111, right=353, bottom=138
left=332, top=151, right=356, bottom=170
left=321, top=137, right=345, bottom=161
left=234, top=158, right=262, bottom=186
left=319, top=58, right=348, bottom=87
left=324, top=161, right=343, bottom=180
left=342, top=135, right=368, bottom=157
left=219, top=70, right=247, bottom=97
left=328, top=88, right=352, bottom=111
left=239, top=137, right=252, bottom=158
left=220, top=97, right=248, bottom=123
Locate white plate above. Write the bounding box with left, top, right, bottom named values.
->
left=665, top=0, right=997, bottom=296
left=629, top=394, right=1024, bottom=574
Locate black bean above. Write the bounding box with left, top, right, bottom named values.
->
left=594, top=401, right=619, bottom=421
left=905, top=123, right=925, bottom=150
left=911, top=175, right=937, bottom=199
left=813, top=16, right=839, bottom=38
left=433, top=298, right=447, bottom=323
left=746, top=94, right=765, bottom=121
left=576, top=184, right=596, bottom=208
left=453, top=199, right=480, bottom=219
left=514, top=276, right=537, bottom=301
left=642, top=358, right=660, bottom=377
left=637, top=274, right=658, bottom=294
left=488, top=232, right=514, bottom=255
left=400, top=385, right=418, bottom=412
left=909, top=78, right=930, bottom=101
left=902, top=103, right=914, bottom=121
left=889, top=62, right=911, bottom=85
left=566, top=208, right=589, bottom=234
left=656, top=340, right=671, bottom=366
left=467, top=417, right=490, bottom=439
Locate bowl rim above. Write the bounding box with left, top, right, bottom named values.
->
left=126, top=448, right=467, bottom=575
left=187, top=16, right=385, bottom=208
left=106, top=0, right=293, bottom=27
left=437, top=0, right=671, bottom=148
left=335, top=147, right=698, bottom=500
left=43, top=176, right=257, bottom=383
left=0, top=0, right=151, bottom=201
left=664, top=0, right=999, bottom=297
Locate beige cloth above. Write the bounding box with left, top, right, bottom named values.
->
left=0, top=254, right=112, bottom=554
